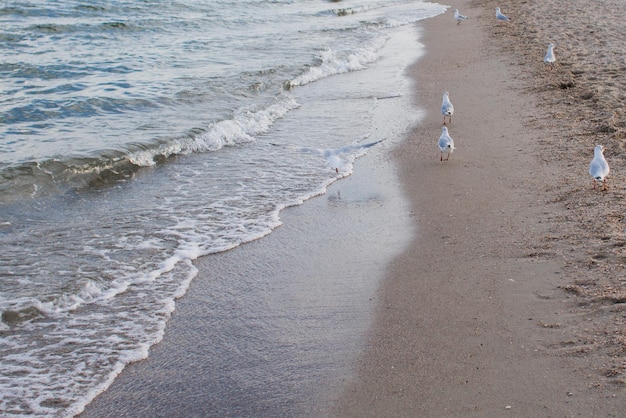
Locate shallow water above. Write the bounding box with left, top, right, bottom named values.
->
left=0, top=0, right=444, bottom=415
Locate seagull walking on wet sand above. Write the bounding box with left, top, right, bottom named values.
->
left=441, top=91, right=454, bottom=125
left=453, top=9, right=468, bottom=24
left=589, top=145, right=610, bottom=190
left=496, top=7, right=511, bottom=21
left=438, top=126, right=455, bottom=162
left=544, top=43, right=556, bottom=68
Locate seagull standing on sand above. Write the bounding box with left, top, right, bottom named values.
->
left=453, top=9, right=468, bottom=24
left=441, top=91, right=454, bottom=125
left=589, top=145, right=610, bottom=190
left=544, top=43, right=556, bottom=68
left=496, top=7, right=511, bottom=21
left=438, top=126, right=455, bottom=162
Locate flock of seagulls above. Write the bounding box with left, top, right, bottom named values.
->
left=442, top=6, right=608, bottom=191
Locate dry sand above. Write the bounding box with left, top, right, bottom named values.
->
left=484, top=0, right=626, bottom=356
left=332, top=0, right=625, bottom=416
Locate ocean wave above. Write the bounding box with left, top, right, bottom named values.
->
left=285, top=40, right=384, bottom=88
left=286, top=1, right=446, bottom=89
left=0, top=156, right=138, bottom=204
left=0, top=278, right=129, bottom=329
left=128, top=96, right=300, bottom=165
left=0, top=62, right=135, bottom=83
left=320, top=0, right=423, bottom=19
left=0, top=96, right=300, bottom=203
left=1, top=96, right=158, bottom=125
left=318, top=0, right=388, bottom=18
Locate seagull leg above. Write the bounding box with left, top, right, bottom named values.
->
left=602, top=179, right=608, bottom=191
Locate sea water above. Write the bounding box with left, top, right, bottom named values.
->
left=0, top=0, right=445, bottom=415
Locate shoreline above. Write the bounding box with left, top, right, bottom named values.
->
left=79, top=22, right=425, bottom=417
left=332, top=0, right=625, bottom=415
left=79, top=0, right=626, bottom=415
left=79, top=97, right=416, bottom=417
left=79, top=139, right=413, bottom=417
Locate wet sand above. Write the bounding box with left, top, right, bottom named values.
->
left=80, top=131, right=415, bottom=416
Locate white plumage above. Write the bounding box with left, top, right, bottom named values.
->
left=453, top=9, right=468, bottom=25
left=274, top=138, right=385, bottom=173
left=441, top=91, right=454, bottom=125
left=438, top=126, right=455, bottom=162
left=589, top=145, right=610, bottom=190
left=544, top=43, right=556, bottom=67
left=496, top=7, right=511, bottom=21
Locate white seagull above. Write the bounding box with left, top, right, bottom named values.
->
left=544, top=43, right=556, bottom=68
left=438, top=126, right=455, bottom=162
left=441, top=91, right=454, bottom=125
left=453, top=9, right=468, bottom=25
left=496, top=7, right=511, bottom=21
left=589, top=145, right=610, bottom=190
left=273, top=138, right=386, bottom=173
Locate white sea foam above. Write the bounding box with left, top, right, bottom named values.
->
left=128, top=97, right=300, bottom=166
left=287, top=45, right=382, bottom=88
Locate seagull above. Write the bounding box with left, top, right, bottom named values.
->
left=544, top=43, right=556, bottom=68
left=438, top=126, right=455, bottom=161
left=589, top=145, right=610, bottom=190
left=453, top=9, right=468, bottom=24
left=496, top=7, right=511, bottom=21
left=272, top=138, right=386, bottom=173
left=441, top=91, right=454, bottom=125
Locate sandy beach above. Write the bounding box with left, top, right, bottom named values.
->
left=82, top=0, right=625, bottom=416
